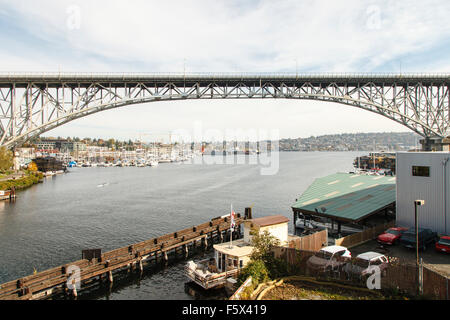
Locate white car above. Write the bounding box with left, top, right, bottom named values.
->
left=306, top=245, right=351, bottom=272
left=344, top=251, right=389, bottom=278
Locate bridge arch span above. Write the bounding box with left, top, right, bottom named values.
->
left=0, top=73, right=448, bottom=148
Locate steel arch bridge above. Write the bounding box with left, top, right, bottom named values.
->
left=0, top=72, right=449, bottom=148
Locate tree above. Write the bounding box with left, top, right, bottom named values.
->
left=249, top=229, right=280, bottom=263
left=248, top=229, right=288, bottom=280
left=0, top=147, right=13, bottom=173
left=107, top=138, right=115, bottom=150
left=28, top=161, right=38, bottom=172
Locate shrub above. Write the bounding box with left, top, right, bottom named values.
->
left=237, top=260, right=269, bottom=286
left=0, top=172, right=43, bottom=191
left=0, top=147, right=13, bottom=173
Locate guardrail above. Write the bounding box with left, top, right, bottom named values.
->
left=0, top=72, right=449, bottom=81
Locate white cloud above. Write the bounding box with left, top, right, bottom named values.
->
left=0, top=0, right=448, bottom=139
left=1, top=0, right=450, bottom=72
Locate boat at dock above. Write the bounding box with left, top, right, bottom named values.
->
left=149, top=160, right=159, bottom=167
left=354, top=152, right=396, bottom=174
left=33, top=157, right=66, bottom=172
left=0, top=189, right=16, bottom=201
left=184, top=215, right=295, bottom=290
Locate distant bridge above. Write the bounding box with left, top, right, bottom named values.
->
left=0, top=72, right=449, bottom=148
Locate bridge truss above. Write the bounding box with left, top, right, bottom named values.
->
left=0, top=73, right=448, bottom=148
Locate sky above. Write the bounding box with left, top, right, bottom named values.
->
left=0, top=0, right=449, bottom=142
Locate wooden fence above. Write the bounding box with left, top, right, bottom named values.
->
left=334, top=221, right=395, bottom=248
left=423, top=266, right=449, bottom=300
left=273, top=246, right=449, bottom=300
left=288, top=229, right=328, bottom=252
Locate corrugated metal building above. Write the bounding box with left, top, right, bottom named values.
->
left=396, top=152, right=450, bottom=235
left=292, top=173, right=396, bottom=235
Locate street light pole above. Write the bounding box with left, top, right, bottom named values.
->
left=414, top=199, right=425, bottom=295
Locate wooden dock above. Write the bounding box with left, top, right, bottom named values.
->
left=0, top=214, right=244, bottom=300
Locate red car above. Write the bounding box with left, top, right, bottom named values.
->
left=435, top=236, right=450, bottom=253
left=377, top=227, right=408, bottom=245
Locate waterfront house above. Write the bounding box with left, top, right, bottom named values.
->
left=185, top=215, right=290, bottom=290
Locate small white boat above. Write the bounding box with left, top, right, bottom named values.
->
left=150, top=160, right=159, bottom=167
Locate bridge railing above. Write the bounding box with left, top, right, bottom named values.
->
left=0, top=72, right=449, bottom=81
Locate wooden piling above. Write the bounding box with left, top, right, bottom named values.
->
left=72, top=285, right=77, bottom=298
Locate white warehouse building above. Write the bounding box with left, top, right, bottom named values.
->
left=396, top=152, right=450, bottom=235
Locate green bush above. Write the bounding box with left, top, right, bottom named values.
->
left=237, top=260, right=269, bottom=286
left=0, top=172, right=43, bottom=191
left=265, top=255, right=290, bottom=279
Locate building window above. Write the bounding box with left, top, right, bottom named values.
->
left=412, top=166, right=430, bottom=177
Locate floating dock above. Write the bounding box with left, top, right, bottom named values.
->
left=0, top=215, right=243, bottom=300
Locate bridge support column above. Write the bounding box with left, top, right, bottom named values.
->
left=420, top=137, right=450, bottom=151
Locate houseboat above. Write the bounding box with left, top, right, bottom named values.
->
left=184, top=215, right=293, bottom=290
left=32, top=157, right=66, bottom=172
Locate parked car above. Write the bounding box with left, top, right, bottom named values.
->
left=435, top=235, right=450, bottom=254
left=398, top=228, right=438, bottom=250
left=377, top=227, right=408, bottom=245
left=344, top=252, right=389, bottom=278
left=306, top=245, right=351, bottom=272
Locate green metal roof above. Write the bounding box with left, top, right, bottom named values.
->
left=292, top=173, right=396, bottom=222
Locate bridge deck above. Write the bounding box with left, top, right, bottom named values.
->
left=0, top=73, right=448, bottom=87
